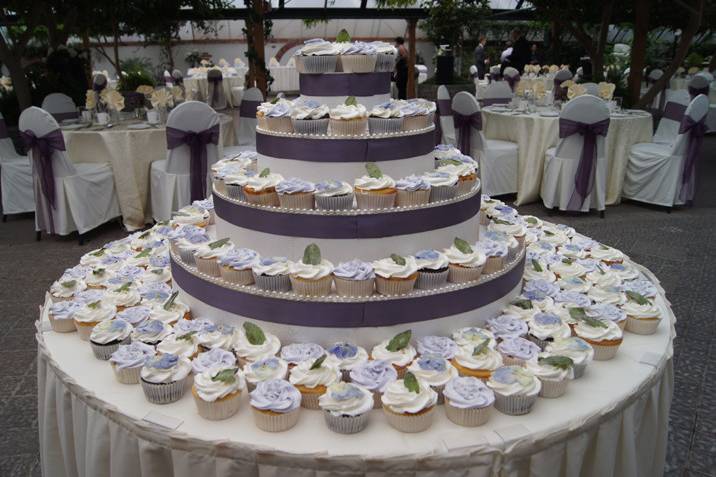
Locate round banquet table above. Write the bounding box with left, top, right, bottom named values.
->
left=61, top=115, right=235, bottom=231
left=482, top=107, right=653, bottom=206
left=184, top=74, right=246, bottom=108
left=36, top=260, right=674, bottom=477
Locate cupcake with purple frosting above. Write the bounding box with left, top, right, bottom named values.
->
left=140, top=353, right=193, bottom=404
left=349, top=359, right=398, bottom=408
left=250, top=379, right=302, bottom=432
left=497, top=336, right=541, bottom=366
left=444, top=376, right=495, bottom=427
left=326, top=342, right=369, bottom=380
left=89, top=318, right=133, bottom=360
left=487, top=314, right=528, bottom=341
left=416, top=335, right=459, bottom=360
left=333, top=259, right=375, bottom=297
left=314, top=180, right=355, bottom=210
left=218, top=248, right=259, bottom=285
left=291, top=99, right=330, bottom=134
left=109, top=341, right=155, bottom=384
left=276, top=177, right=316, bottom=210
left=280, top=342, right=326, bottom=368
left=395, top=175, right=431, bottom=206
left=414, top=249, right=450, bottom=289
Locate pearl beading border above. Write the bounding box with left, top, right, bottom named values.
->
left=255, top=124, right=436, bottom=140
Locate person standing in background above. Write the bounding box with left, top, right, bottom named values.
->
left=508, top=29, right=530, bottom=74
left=529, top=43, right=542, bottom=65
left=394, top=37, right=409, bottom=99
left=474, top=35, right=488, bottom=79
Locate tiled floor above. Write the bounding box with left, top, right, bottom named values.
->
left=1, top=139, right=715, bottom=477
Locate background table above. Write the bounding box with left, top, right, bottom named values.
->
left=61, top=115, right=234, bottom=230
left=482, top=108, right=653, bottom=205
left=184, top=75, right=245, bottom=108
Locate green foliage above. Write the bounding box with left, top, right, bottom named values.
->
left=120, top=57, right=154, bottom=76
left=403, top=372, right=420, bottom=393
left=386, top=330, right=412, bottom=352
left=419, top=0, right=490, bottom=49
left=117, top=70, right=155, bottom=92
left=685, top=52, right=705, bottom=69
left=302, top=243, right=322, bottom=266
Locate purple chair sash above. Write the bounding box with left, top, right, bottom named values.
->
left=559, top=117, right=610, bottom=210
left=207, top=70, right=223, bottom=107
left=553, top=79, right=567, bottom=101
left=678, top=115, right=707, bottom=202
left=434, top=99, right=452, bottom=146
left=488, top=73, right=502, bottom=83
left=453, top=111, right=482, bottom=154
left=92, top=76, right=107, bottom=93
left=688, top=86, right=709, bottom=99
left=662, top=102, right=687, bottom=122
left=505, top=75, right=520, bottom=92
left=20, top=128, right=66, bottom=234
left=166, top=124, right=220, bottom=202
left=0, top=118, right=8, bottom=139
left=239, top=100, right=261, bottom=118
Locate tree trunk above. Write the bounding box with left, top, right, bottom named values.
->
left=628, top=0, right=649, bottom=107
left=592, top=0, right=614, bottom=82
left=112, top=21, right=122, bottom=77
left=251, top=1, right=268, bottom=96
left=82, top=33, right=92, bottom=87
left=407, top=19, right=417, bottom=99
left=709, top=52, right=716, bottom=72
left=0, top=37, right=32, bottom=110
left=165, top=39, right=175, bottom=72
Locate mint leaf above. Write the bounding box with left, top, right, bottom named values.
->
left=543, top=230, right=555, bottom=236
left=404, top=372, right=419, bottom=393
left=259, top=167, right=270, bottom=178
left=211, top=368, right=238, bottom=384
left=365, top=162, right=383, bottom=179
left=386, top=329, right=411, bottom=352
left=243, top=321, right=266, bottom=345
left=177, top=330, right=196, bottom=342
left=61, top=280, right=77, bottom=289
left=344, top=95, right=358, bottom=106
left=472, top=340, right=489, bottom=356
left=568, top=307, right=587, bottom=321
left=582, top=315, right=608, bottom=328
left=138, top=230, right=150, bottom=239
left=163, top=291, right=179, bottom=310
left=626, top=290, right=650, bottom=306
left=310, top=354, right=327, bottom=370
left=561, top=258, right=574, bottom=265
left=531, top=259, right=543, bottom=272
left=526, top=217, right=538, bottom=225
left=87, top=300, right=101, bottom=310
left=437, top=158, right=462, bottom=167
left=336, top=29, right=351, bottom=43
left=454, top=237, right=473, bottom=254
left=302, top=243, right=321, bottom=266
left=390, top=253, right=406, bottom=266
left=135, top=249, right=151, bottom=258
left=493, top=218, right=512, bottom=225
left=539, top=355, right=574, bottom=370
left=90, top=248, right=106, bottom=257
left=92, top=268, right=105, bottom=276
left=115, top=282, right=132, bottom=293
left=512, top=299, right=533, bottom=310
left=209, top=238, right=230, bottom=250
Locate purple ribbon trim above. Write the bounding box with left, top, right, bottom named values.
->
left=256, top=129, right=435, bottom=162
left=689, top=86, right=709, bottom=99
left=678, top=115, right=706, bottom=202
left=170, top=253, right=524, bottom=328
left=453, top=111, right=482, bottom=154
left=207, top=70, right=223, bottom=107
left=553, top=79, right=567, bottom=101
left=166, top=124, right=220, bottom=201
left=239, top=100, right=261, bottom=118
left=299, top=72, right=391, bottom=96
left=480, top=98, right=511, bottom=107
left=213, top=190, right=480, bottom=239
left=435, top=99, right=452, bottom=146
left=559, top=117, right=610, bottom=210
left=437, top=99, right=452, bottom=116
left=505, top=75, right=520, bottom=92
left=0, top=118, right=8, bottom=139
left=662, top=102, right=687, bottom=122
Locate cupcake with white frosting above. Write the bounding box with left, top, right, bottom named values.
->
left=395, top=175, right=431, bottom=206
left=326, top=342, right=369, bottom=380
left=590, top=243, right=624, bottom=265
left=332, top=259, right=375, bottom=297
left=416, top=335, right=459, bottom=360
left=497, top=336, right=541, bottom=366
left=413, top=249, right=450, bottom=289
left=370, top=330, right=416, bottom=377
left=140, top=353, right=193, bottom=404
left=451, top=341, right=503, bottom=380
left=407, top=355, right=458, bottom=403
left=131, top=319, right=173, bottom=346
left=444, top=376, right=495, bottom=427
left=527, top=312, right=572, bottom=349
left=445, top=237, right=486, bottom=283
left=574, top=316, right=623, bottom=360
left=368, top=100, right=404, bottom=133
left=295, top=39, right=340, bottom=73
left=487, top=314, right=528, bottom=340
left=337, top=38, right=378, bottom=73
left=243, top=168, right=283, bottom=207
left=242, top=356, right=289, bottom=391
left=89, top=318, right=133, bottom=360
left=314, top=180, right=355, bottom=210
left=372, top=254, right=418, bottom=295
left=276, top=177, right=316, bottom=210
left=48, top=300, right=83, bottom=333
left=289, top=354, right=341, bottom=409
left=523, top=257, right=556, bottom=282
left=280, top=342, right=326, bottom=367
left=525, top=353, right=573, bottom=398
left=290, top=99, right=330, bottom=134
left=289, top=244, right=334, bottom=296
left=319, top=382, right=374, bottom=434
left=103, top=282, right=141, bottom=311
left=621, top=291, right=661, bottom=335
left=193, top=237, right=234, bottom=277
left=224, top=169, right=256, bottom=201
left=486, top=365, right=541, bottom=415
left=557, top=276, right=592, bottom=294
left=587, top=284, right=626, bottom=305
left=399, top=99, right=434, bottom=131
left=545, top=337, right=594, bottom=378
left=349, top=359, right=397, bottom=408
left=451, top=327, right=497, bottom=350
left=252, top=256, right=291, bottom=292
left=436, top=155, right=478, bottom=195
left=262, top=100, right=294, bottom=133
left=156, top=331, right=199, bottom=360
left=422, top=170, right=459, bottom=202
left=50, top=277, right=87, bottom=301
left=234, top=322, right=282, bottom=365
left=550, top=257, right=588, bottom=280
left=250, top=379, right=302, bottom=432
left=109, top=341, right=155, bottom=384
left=85, top=267, right=112, bottom=288
left=196, top=323, right=240, bottom=352
left=329, top=97, right=368, bottom=136
left=381, top=372, right=438, bottom=433
left=354, top=163, right=396, bottom=209
left=149, top=292, right=191, bottom=324
left=192, top=366, right=245, bottom=420
left=73, top=299, right=116, bottom=341
left=370, top=40, right=398, bottom=71
left=489, top=217, right=527, bottom=248
left=218, top=248, right=259, bottom=285
left=478, top=240, right=509, bottom=275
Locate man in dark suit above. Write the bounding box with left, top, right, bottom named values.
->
left=474, top=35, right=488, bottom=79
left=508, top=29, right=530, bottom=74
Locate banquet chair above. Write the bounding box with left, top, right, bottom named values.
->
left=41, top=93, right=79, bottom=122
left=488, top=65, right=502, bottom=82
left=150, top=101, right=221, bottom=222
left=223, top=87, right=263, bottom=158
left=552, top=69, right=573, bottom=102
left=622, top=94, right=708, bottom=208
left=645, top=69, right=665, bottom=111
left=503, top=67, right=520, bottom=92
left=227, top=86, right=244, bottom=150
left=206, top=69, right=228, bottom=110
left=0, top=112, right=34, bottom=217
left=436, top=85, right=455, bottom=145
left=541, top=95, right=610, bottom=214
left=653, top=90, right=690, bottom=145
left=581, top=83, right=600, bottom=96
left=688, top=75, right=710, bottom=99
left=18, top=107, right=120, bottom=241
left=451, top=91, right=518, bottom=196
left=92, top=73, right=108, bottom=91
left=481, top=82, right=513, bottom=107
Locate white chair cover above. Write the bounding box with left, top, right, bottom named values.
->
left=436, top=85, right=455, bottom=145
left=18, top=107, right=119, bottom=235
left=552, top=69, right=573, bottom=101
left=541, top=95, right=610, bottom=212
left=645, top=69, right=665, bottom=111
left=653, top=90, right=690, bottom=145
left=41, top=93, right=78, bottom=122
left=228, top=86, right=244, bottom=149
left=206, top=69, right=228, bottom=110
left=623, top=94, right=709, bottom=207
left=451, top=91, right=518, bottom=196
left=482, top=81, right=513, bottom=106
left=581, top=82, right=600, bottom=96
left=150, top=101, right=220, bottom=222
left=503, top=67, right=520, bottom=92
left=0, top=112, right=34, bottom=214
left=238, top=87, right=262, bottom=146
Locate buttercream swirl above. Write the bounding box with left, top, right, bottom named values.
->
left=280, top=342, right=325, bottom=365
left=110, top=342, right=155, bottom=369
left=194, top=367, right=245, bottom=401
left=289, top=359, right=341, bottom=388
left=333, top=260, right=374, bottom=280
left=319, top=382, right=374, bottom=416
left=354, top=174, right=396, bottom=191
left=140, top=353, right=192, bottom=384
left=192, top=348, right=237, bottom=374
left=407, top=355, right=458, bottom=386
left=371, top=255, right=418, bottom=279
left=243, top=356, right=289, bottom=384
left=349, top=360, right=397, bottom=392
left=325, top=342, right=369, bottom=370
left=443, top=244, right=486, bottom=268
left=250, top=379, right=301, bottom=413
left=444, top=376, right=495, bottom=409
left=371, top=339, right=417, bottom=367
left=414, top=249, right=449, bottom=271
left=289, top=258, right=334, bottom=280
left=381, top=377, right=438, bottom=414
left=487, top=366, right=541, bottom=397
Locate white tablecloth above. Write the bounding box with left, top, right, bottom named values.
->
left=184, top=75, right=245, bottom=108
left=61, top=116, right=234, bottom=230
left=36, top=260, right=674, bottom=477
left=482, top=109, right=653, bottom=205
left=269, top=66, right=299, bottom=93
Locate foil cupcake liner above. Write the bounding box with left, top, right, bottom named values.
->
left=193, top=389, right=241, bottom=420
left=253, top=273, right=292, bottom=292
left=539, top=378, right=568, bottom=398
left=278, top=192, right=315, bottom=210
left=289, top=275, right=333, bottom=297
left=291, top=118, right=329, bottom=135
left=219, top=266, right=255, bottom=285
left=244, top=189, right=280, bottom=207
left=374, top=53, right=397, bottom=72
left=315, top=193, right=355, bottom=210
left=402, top=115, right=430, bottom=131
left=494, top=391, right=538, bottom=416
left=334, top=276, right=375, bottom=297
left=178, top=247, right=197, bottom=266
left=90, top=337, right=131, bottom=361
left=482, top=256, right=505, bottom=275
left=444, top=401, right=492, bottom=427
left=395, top=189, right=430, bottom=207
left=368, top=117, right=404, bottom=134
left=141, top=377, right=188, bottom=404
left=415, top=269, right=449, bottom=290
left=252, top=407, right=300, bottom=432
left=49, top=315, right=77, bottom=333
left=296, top=55, right=338, bottom=74
left=112, top=364, right=142, bottom=385
left=329, top=118, right=368, bottom=136
left=626, top=316, right=660, bottom=335
left=355, top=190, right=396, bottom=210
left=323, top=411, right=369, bottom=434
left=375, top=275, right=417, bottom=296
left=429, top=184, right=458, bottom=202
left=265, top=116, right=294, bottom=133
left=195, top=256, right=221, bottom=277
left=225, top=183, right=245, bottom=201
left=338, top=54, right=378, bottom=73
left=448, top=263, right=484, bottom=283
left=383, top=406, right=435, bottom=433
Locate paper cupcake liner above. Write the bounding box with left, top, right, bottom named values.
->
left=90, top=337, right=131, bottom=361
left=334, top=276, right=375, bottom=297
left=244, top=189, right=280, bottom=207
left=278, top=192, right=315, bottom=210
left=296, top=55, right=337, bottom=74
left=617, top=320, right=627, bottom=331
left=457, top=177, right=477, bottom=195
left=323, top=411, right=369, bottom=434
left=482, top=256, right=505, bottom=275
left=396, top=189, right=430, bottom=207
left=219, top=266, right=255, bottom=285
left=290, top=275, right=333, bottom=297
left=207, top=209, right=215, bottom=225
left=141, top=377, right=188, bottom=404
left=178, top=247, right=197, bottom=266
left=252, top=407, right=300, bottom=432
left=195, top=256, right=221, bottom=277
left=369, top=117, right=404, bottom=134
left=494, top=392, right=538, bottom=416
left=112, top=364, right=142, bottom=385
left=402, top=115, right=430, bottom=131
left=265, top=116, right=294, bottom=133
left=375, top=53, right=397, bottom=72
left=572, top=361, right=588, bottom=379
left=338, top=54, right=378, bottom=73
left=291, top=118, right=329, bottom=135
left=590, top=342, right=620, bottom=361
left=375, top=275, right=417, bottom=296
left=383, top=406, right=435, bottom=433
left=300, top=390, right=324, bottom=410
left=480, top=211, right=489, bottom=226
left=355, top=190, right=396, bottom=210
left=415, top=269, right=449, bottom=290
left=371, top=391, right=383, bottom=409
left=448, top=263, right=484, bottom=283
left=48, top=315, right=77, bottom=333
left=193, top=389, right=241, bottom=420
left=539, top=378, right=568, bottom=398
left=225, top=183, right=246, bottom=201
left=501, top=355, right=526, bottom=367
left=214, top=179, right=227, bottom=196
left=315, top=193, right=355, bottom=210
left=329, top=118, right=368, bottom=136
left=257, top=116, right=268, bottom=130
left=253, top=273, right=292, bottom=292
left=429, top=184, right=458, bottom=202
left=444, top=401, right=492, bottom=427
left=626, top=316, right=660, bottom=335
left=74, top=321, right=98, bottom=341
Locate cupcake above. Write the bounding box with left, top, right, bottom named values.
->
left=372, top=254, right=419, bottom=295
left=587, top=302, right=627, bottom=330
left=85, top=267, right=112, bottom=288
left=450, top=342, right=504, bottom=380
left=109, top=342, right=156, bottom=384
left=140, top=353, right=192, bottom=404
left=48, top=300, right=83, bottom=333
left=89, top=318, right=133, bottom=360
left=489, top=218, right=526, bottom=248
left=476, top=241, right=508, bottom=276
left=104, top=282, right=141, bottom=311
left=451, top=327, right=497, bottom=350
left=369, top=40, right=397, bottom=72
left=319, top=382, right=373, bottom=434
left=263, top=101, right=293, bottom=133
left=525, top=353, right=573, bottom=398
left=354, top=163, right=396, bottom=209
left=326, top=342, right=369, bottom=380
left=295, top=39, right=340, bottom=74
left=224, top=170, right=257, bottom=201
left=497, top=337, right=541, bottom=366
left=172, top=205, right=210, bottom=228
left=131, top=319, right=173, bottom=346
left=608, top=262, right=640, bottom=281
left=289, top=244, right=334, bottom=296
left=250, top=379, right=302, bottom=432
left=234, top=321, right=282, bottom=366
left=444, top=376, right=495, bottom=427
left=413, top=249, right=450, bottom=289
left=329, top=97, right=368, bottom=136
left=73, top=299, right=116, bottom=341
left=395, top=175, right=431, bottom=206
left=193, top=197, right=215, bottom=225
left=398, top=100, right=432, bottom=131
left=368, top=100, right=404, bottom=133
left=371, top=330, right=416, bottom=377
left=192, top=367, right=245, bottom=420
left=436, top=156, right=479, bottom=195
left=172, top=229, right=210, bottom=265
left=243, top=168, right=284, bottom=207
left=156, top=332, right=199, bottom=360
left=280, top=342, right=326, bottom=367
left=486, top=314, right=528, bottom=340
left=332, top=260, right=375, bottom=297
left=337, top=39, right=378, bottom=73
left=523, top=257, right=556, bottom=283
left=192, top=347, right=237, bottom=375
left=349, top=359, right=397, bottom=408
left=141, top=266, right=172, bottom=285
left=290, top=99, right=330, bottom=134
left=407, top=355, right=458, bottom=403
left=550, top=257, right=588, bottom=280
left=381, top=372, right=438, bottom=433
left=149, top=292, right=191, bottom=324
left=416, top=335, right=459, bottom=360
left=314, top=180, right=355, bottom=210
left=558, top=276, right=592, bottom=294
left=486, top=366, right=541, bottom=415
left=196, top=323, right=241, bottom=352
left=218, top=248, right=259, bottom=285
left=193, top=238, right=234, bottom=277
left=590, top=243, right=624, bottom=265
left=444, top=237, right=486, bottom=283
left=527, top=312, right=572, bottom=349
left=50, top=277, right=87, bottom=301
left=622, top=291, right=661, bottom=335
left=573, top=316, right=623, bottom=360
left=243, top=356, right=289, bottom=391
left=276, top=178, right=316, bottom=210
left=289, top=354, right=341, bottom=409
left=252, top=256, right=291, bottom=292
left=422, top=170, right=459, bottom=202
